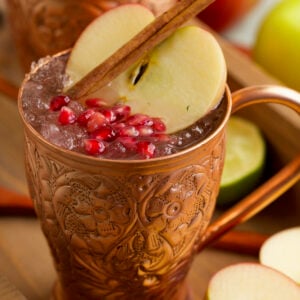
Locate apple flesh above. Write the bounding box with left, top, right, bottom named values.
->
left=259, top=227, right=300, bottom=284
left=113, top=25, right=226, bottom=134
left=206, top=263, right=300, bottom=300
left=66, top=4, right=155, bottom=86
left=66, top=4, right=227, bottom=134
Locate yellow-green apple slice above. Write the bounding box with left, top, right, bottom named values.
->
left=66, top=5, right=227, bottom=133
left=259, top=227, right=300, bottom=284
left=205, top=263, right=300, bottom=300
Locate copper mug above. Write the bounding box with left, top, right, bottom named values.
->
left=6, top=0, right=176, bottom=71
left=18, top=51, right=300, bottom=299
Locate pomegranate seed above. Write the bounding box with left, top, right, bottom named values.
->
left=136, top=141, right=156, bottom=158
left=49, top=95, right=70, bottom=111
left=99, top=108, right=116, bottom=123
left=85, top=98, right=107, bottom=108
left=152, top=118, right=166, bottom=132
left=84, top=139, right=106, bottom=155
left=118, top=125, right=139, bottom=137
left=112, top=104, right=131, bottom=121
left=90, top=125, right=116, bottom=142
left=46, top=95, right=171, bottom=159
left=77, top=109, right=95, bottom=126
left=58, top=106, right=76, bottom=125
left=86, top=112, right=108, bottom=132
left=126, top=114, right=152, bottom=126
left=117, top=137, right=137, bottom=151
left=112, top=122, right=126, bottom=130
left=137, top=125, right=153, bottom=136
left=151, top=133, right=171, bottom=142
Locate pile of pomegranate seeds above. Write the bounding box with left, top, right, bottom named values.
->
left=49, top=95, right=170, bottom=159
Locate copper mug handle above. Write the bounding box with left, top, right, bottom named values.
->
left=198, top=85, right=300, bottom=251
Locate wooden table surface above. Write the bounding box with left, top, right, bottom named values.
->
left=0, top=2, right=299, bottom=299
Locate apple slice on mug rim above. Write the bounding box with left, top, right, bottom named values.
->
left=65, top=4, right=227, bottom=134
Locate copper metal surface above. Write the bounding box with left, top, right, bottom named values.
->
left=18, top=52, right=300, bottom=299
left=198, top=85, right=300, bottom=251
left=200, top=152, right=300, bottom=252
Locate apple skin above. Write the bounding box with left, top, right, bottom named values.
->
left=198, top=0, right=259, bottom=32
left=253, top=0, right=300, bottom=92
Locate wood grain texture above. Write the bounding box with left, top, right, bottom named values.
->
left=0, top=275, right=26, bottom=300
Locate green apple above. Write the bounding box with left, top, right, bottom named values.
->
left=260, top=227, right=300, bottom=284
left=205, top=263, right=300, bottom=300
left=253, top=0, right=300, bottom=92
left=66, top=4, right=227, bottom=134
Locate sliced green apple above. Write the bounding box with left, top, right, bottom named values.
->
left=205, top=263, right=300, bottom=300
left=66, top=4, right=227, bottom=133
left=259, top=227, right=300, bottom=284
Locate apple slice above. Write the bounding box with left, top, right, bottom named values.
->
left=259, top=227, right=300, bottom=284
left=66, top=4, right=227, bottom=133
left=205, top=263, right=300, bottom=300
left=66, top=4, right=155, bottom=86
left=112, top=25, right=226, bottom=133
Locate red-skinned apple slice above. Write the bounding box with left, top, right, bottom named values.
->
left=66, top=4, right=227, bottom=133
left=205, top=263, right=300, bottom=300
left=259, top=227, right=300, bottom=284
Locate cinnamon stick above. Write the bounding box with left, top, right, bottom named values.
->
left=66, top=0, right=215, bottom=100
left=0, top=75, right=19, bottom=100
left=0, top=186, right=35, bottom=215
left=212, top=230, right=269, bottom=256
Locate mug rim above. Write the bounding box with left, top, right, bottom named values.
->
left=18, top=51, right=232, bottom=166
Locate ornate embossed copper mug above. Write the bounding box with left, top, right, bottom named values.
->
left=6, top=0, right=176, bottom=71
left=18, top=52, right=300, bottom=300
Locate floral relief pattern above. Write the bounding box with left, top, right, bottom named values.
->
left=24, top=134, right=224, bottom=299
